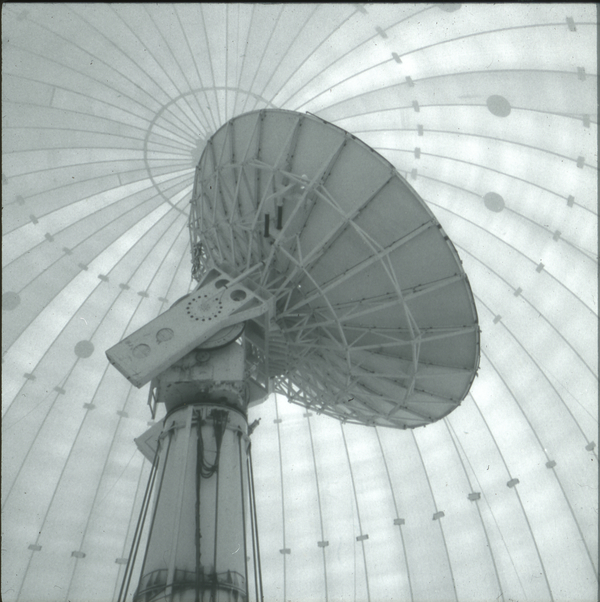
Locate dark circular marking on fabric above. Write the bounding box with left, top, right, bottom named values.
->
left=75, top=340, right=95, bottom=358
left=487, top=95, right=511, bottom=117
left=437, top=3, right=461, bottom=11
left=484, top=192, right=505, bottom=212
left=2, top=291, right=21, bottom=311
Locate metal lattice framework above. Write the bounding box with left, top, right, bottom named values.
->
left=189, top=109, right=480, bottom=429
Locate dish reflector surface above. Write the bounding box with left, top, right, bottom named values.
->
left=191, top=109, right=480, bottom=428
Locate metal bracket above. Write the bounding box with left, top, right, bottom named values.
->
left=135, top=410, right=251, bottom=463
left=106, top=267, right=274, bottom=388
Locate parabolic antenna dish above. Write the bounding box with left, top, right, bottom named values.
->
left=190, top=109, right=480, bottom=429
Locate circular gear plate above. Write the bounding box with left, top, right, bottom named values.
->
left=197, top=323, right=246, bottom=350
left=185, top=292, right=223, bottom=322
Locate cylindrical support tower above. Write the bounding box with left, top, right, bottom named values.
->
left=131, top=339, right=258, bottom=602
left=134, top=403, right=249, bottom=602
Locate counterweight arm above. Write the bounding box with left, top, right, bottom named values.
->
left=106, top=268, right=273, bottom=388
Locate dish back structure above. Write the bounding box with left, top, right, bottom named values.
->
left=189, top=109, right=480, bottom=429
